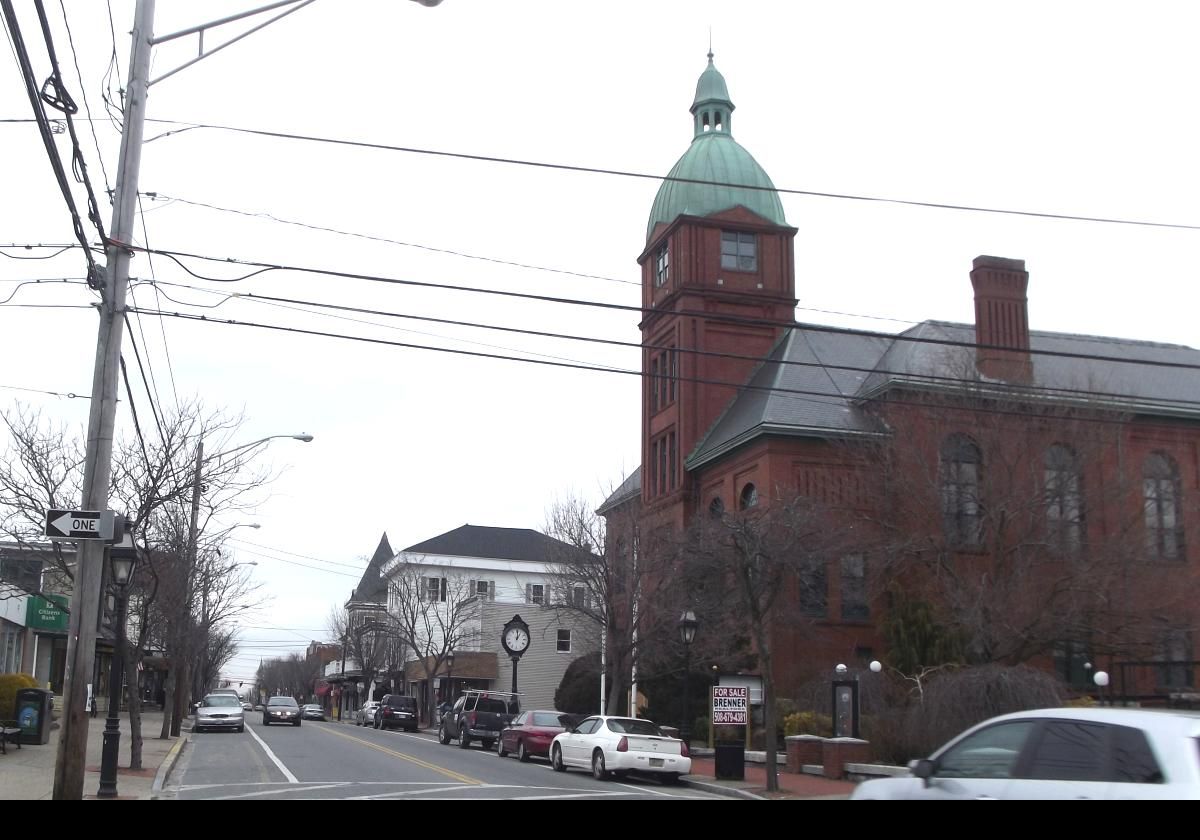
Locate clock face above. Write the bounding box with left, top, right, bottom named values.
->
left=504, top=626, right=529, bottom=653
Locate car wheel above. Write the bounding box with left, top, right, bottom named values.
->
left=517, top=741, right=530, bottom=763
left=551, top=744, right=566, bottom=772
left=498, top=740, right=509, bottom=757
left=660, top=773, right=682, bottom=786
left=294, top=720, right=301, bottom=727
left=237, top=725, right=245, bottom=733
left=458, top=733, right=471, bottom=749
left=438, top=725, right=450, bottom=745
left=262, top=719, right=269, bottom=726
left=374, top=717, right=380, bottom=730
left=592, top=749, right=609, bottom=781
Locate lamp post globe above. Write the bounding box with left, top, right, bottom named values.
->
left=869, top=660, right=882, bottom=674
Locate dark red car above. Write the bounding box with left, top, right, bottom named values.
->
left=498, top=710, right=578, bottom=762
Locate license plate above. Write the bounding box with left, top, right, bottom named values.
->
left=649, top=758, right=664, bottom=768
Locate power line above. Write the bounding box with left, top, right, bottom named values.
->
left=141, top=118, right=1200, bottom=232
left=56, top=0, right=112, bottom=196
left=126, top=305, right=1199, bottom=429
left=226, top=538, right=372, bottom=571
left=0, top=0, right=103, bottom=287
left=0, top=382, right=88, bottom=399
left=133, top=246, right=1200, bottom=374
left=139, top=192, right=640, bottom=288
left=140, top=277, right=1200, bottom=413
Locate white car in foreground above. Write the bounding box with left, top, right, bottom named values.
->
left=550, top=715, right=691, bottom=783
left=850, top=707, right=1200, bottom=800
left=194, top=694, right=245, bottom=733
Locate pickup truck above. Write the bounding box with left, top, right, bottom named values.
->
left=437, top=690, right=520, bottom=751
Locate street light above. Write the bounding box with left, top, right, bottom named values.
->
left=175, top=434, right=312, bottom=735
left=677, top=609, right=698, bottom=746
left=97, top=533, right=137, bottom=799
left=1094, top=670, right=1110, bottom=707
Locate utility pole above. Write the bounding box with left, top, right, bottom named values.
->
left=53, top=0, right=154, bottom=801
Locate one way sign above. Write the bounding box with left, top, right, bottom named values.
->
left=44, top=509, right=115, bottom=541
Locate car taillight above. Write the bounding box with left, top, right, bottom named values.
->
left=467, top=712, right=476, bottom=727
left=616, top=736, right=629, bottom=752
left=680, top=740, right=690, bottom=757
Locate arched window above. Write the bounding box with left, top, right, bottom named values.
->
left=1144, top=452, right=1184, bottom=561
left=708, top=497, right=725, bottom=519
left=940, top=434, right=983, bottom=546
left=739, top=483, right=758, bottom=510
left=1045, top=444, right=1084, bottom=553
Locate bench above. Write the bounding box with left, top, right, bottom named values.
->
left=0, top=720, right=20, bottom=754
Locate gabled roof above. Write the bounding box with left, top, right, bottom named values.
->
left=688, top=320, right=1200, bottom=469
left=400, top=525, right=578, bottom=564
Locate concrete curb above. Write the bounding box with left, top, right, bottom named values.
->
left=150, top=736, right=187, bottom=798
left=682, top=776, right=766, bottom=800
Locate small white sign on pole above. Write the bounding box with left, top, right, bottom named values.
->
left=712, top=685, right=749, bottom=726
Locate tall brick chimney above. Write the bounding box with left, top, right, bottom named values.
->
left=970, top=255, right=1032, bottom=382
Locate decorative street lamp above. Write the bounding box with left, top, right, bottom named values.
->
left=677, top=609, right=698, bottom=745
left=97, top=531, right=138, bottom=798
left=1094, top=670, right=1110, bottom=707
left=445, top=649, right=456, bottom=716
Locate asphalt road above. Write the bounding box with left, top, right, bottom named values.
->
left=165, top=718, right=734, bottom=800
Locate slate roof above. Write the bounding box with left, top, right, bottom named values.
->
left=688, top=320, right=1200, bottom=469
left=401, top=525, right=580, bottom=564
left=348, top=532, right=393, bottom=604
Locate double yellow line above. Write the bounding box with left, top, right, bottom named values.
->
left=317, top=727, right=481, bottom=785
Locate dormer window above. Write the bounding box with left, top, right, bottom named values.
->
left=655, top=242, right=670, bottom=288
left=721, top=230, right=756, bottom=271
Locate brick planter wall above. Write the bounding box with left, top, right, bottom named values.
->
left=785, top=735, right=824, bottom=773
left=822, top=737, right=871, bottom=779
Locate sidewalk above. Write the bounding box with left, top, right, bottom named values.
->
left=0, top=710, right=185, bottom=800
left=683, top=753, right=857, bottom=800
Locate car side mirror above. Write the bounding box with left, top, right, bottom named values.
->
left=912, top=758, right=936, bottom=788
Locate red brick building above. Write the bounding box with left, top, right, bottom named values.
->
left=601, top=54, right=1200, bottom=705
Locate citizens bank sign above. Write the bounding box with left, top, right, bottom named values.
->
left=26, top=594, right=69, bottom=632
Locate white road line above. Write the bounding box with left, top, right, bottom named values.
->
left=245, top=724, right=299, bottom=783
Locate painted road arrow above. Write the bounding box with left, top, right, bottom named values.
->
left=44, top=509, right=115, bottom=540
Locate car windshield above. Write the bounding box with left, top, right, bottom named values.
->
left=531, top=712, right=570, bottom=727
left=203, top=696, right=241, bottom=707
left=268, top=697, right=298, bottom=707
left=474, top=698, right=510, bottom=714
left=606, top=718, right=664, bottom=736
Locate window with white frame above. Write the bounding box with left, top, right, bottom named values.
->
left=525, top=583, right=545, bottom=605
left=655, top=242, right=670, bottom=288
left=557, top=629, right=572, bottom=653
left=471, top=579, right=496, bottom=601
left=570, top=586, right=587, bottom=608
left=423, top=576, right=447, bottom=602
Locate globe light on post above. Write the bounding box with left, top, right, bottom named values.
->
left=1093, top=670, right=1110, bottom=707
left=835, top=663, right=848, bottom=675
left=869, top=660, right=882, bottom=674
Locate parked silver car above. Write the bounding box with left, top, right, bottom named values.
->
left=194, top=694, right=245, bottom=733
left=356, top=701, right=381, bottom=727
left=850, top=707, right=1200, bottom=800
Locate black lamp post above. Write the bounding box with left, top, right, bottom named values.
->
left=677, top=609, right=698, bottom=746
left=97, top=537, right=137, bottom=799
left=444, top=649, right=456, bottom=718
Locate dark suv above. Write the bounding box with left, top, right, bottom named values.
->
left=374, top=694, right=419, bottom=732
left=438, top=690, right=520, bottom=750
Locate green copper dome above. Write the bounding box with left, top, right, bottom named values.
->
left=647, top=53, right=787, bottom=241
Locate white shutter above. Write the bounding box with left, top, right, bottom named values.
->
left=469, top=579, right=478, bottom=599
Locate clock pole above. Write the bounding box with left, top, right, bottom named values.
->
left=511, top=656, right=519, bottom=695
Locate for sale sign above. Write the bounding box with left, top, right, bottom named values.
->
left=712, top=685, right=748, bottom=725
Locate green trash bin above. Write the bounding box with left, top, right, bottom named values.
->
left=14, top=688, right=53, bottom=745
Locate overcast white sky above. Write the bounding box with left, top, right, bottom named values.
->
left=3, top=1, right=1198, bottom=686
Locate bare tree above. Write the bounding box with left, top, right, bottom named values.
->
left=680, top=493, right=839, bottom=793
left=385, top=558, right=481, bottom=726
left=848, top=382, right=1192, bottom=669
left=327, top=606, right=397, bottom=712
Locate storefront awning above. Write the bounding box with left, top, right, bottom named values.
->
left=406, top=651, right=497, bottom=681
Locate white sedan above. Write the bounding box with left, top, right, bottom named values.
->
left=550, top=715, right=691, bottom=782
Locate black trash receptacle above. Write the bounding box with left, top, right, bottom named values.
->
left=714, top=740, right=745, bottom=780
left=14, top=688, right=53, bottom=745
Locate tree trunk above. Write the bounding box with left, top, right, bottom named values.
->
left=122, top=650, right=143, bottom=770
left=160, top=662, right=175, bottom=739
